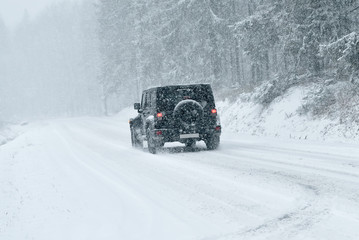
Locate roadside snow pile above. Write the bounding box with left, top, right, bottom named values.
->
left=0, top=123, right=25, bottom=146
left=218, top=84, right=359, bottom=142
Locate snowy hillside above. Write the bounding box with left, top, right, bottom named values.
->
left=218, top=83, right=359, bottom=142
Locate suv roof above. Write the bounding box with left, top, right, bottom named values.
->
left=148, top=84, right=215, bottom=112
left=145, top=83, right=212, bottom=92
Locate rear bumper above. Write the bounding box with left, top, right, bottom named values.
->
left=150, top=126, right=221, bottom=142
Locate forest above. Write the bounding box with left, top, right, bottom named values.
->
left=1, top=0, right=359, bottom=121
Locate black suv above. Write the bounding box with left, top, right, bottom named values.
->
left=129, top=84, right=221, bottom=153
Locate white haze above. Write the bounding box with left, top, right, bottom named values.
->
left=0, top=0, right=103, bottom=122
left=0, top=0, right=82, bottom=28
left=0, top=0, right=61, bottom=28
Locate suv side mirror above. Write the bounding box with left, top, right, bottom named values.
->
left=134, top=103, right=141, bottom=110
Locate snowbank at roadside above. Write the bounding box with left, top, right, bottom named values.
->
left=217, top=85, right=359, bottom=142
left=0, top=125, right=14, bottom=146
left=0, top=122, right=27, bottom=146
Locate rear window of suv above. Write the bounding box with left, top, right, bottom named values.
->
left=156, top=85, right=214, bottom=112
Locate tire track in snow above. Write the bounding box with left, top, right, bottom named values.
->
left=54, top=119, right=317, bottom=239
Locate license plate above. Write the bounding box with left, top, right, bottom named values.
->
left=180, top=133, right=199, bottom=139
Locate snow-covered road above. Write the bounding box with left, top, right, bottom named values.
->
left=1, top=113, right=359, bottom=240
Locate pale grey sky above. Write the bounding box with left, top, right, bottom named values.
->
left=0, top=0, right=78, bottom=28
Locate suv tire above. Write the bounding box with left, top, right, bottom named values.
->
left=131, top=128, right=142, bottom=148
left=205, top=135, right=220, bottom=150
left=147, top=128, right=157, bottom=154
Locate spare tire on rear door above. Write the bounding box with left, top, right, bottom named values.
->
left=173, top=100, right=203, bottom=128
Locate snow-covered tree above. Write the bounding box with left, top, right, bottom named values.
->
left=321, top=32, right=359, bottom=83
left=234, top=0, right=357, bottom=86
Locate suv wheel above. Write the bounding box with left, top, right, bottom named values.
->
left=205, top=135, right=220, bottom=150
left=131, top=128, right=142, bottom=148
left=147, top=128, right=157, bottom=154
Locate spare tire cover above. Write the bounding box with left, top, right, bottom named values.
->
left=173, top=100, right=203, bottom=126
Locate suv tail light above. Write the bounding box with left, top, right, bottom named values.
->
left=156, top=112, right=164, bottom=120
